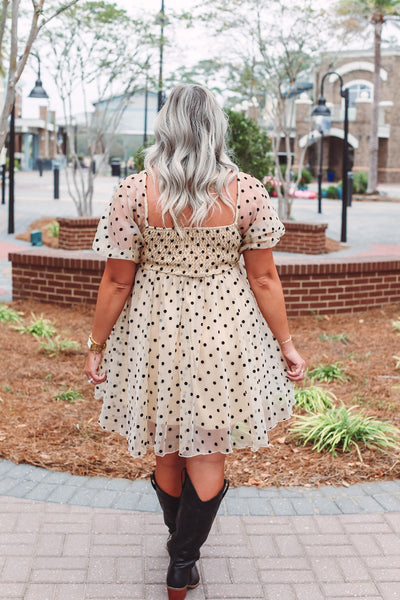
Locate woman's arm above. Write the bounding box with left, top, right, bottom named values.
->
left=84, top=258, right=137, bottom=384
left=243, top=247, right=305, bottom=382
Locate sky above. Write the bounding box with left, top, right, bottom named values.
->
left=19, top=0, right=397, bottom=120
left=21, top=0, right=198, bottom=118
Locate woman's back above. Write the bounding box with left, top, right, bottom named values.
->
left=146, top=173, right=238, bottom=229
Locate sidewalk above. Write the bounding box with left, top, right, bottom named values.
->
left=1, top=172, right=400, bottom=599
left=1, top=459, right=400, bottom=600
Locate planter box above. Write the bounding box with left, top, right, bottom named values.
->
left=57, top=217, right=99, bottom=251
left=277, top=221, right=328, bottom=255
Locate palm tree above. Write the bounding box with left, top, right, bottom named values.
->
left=336, top=1, right=400, bottom=193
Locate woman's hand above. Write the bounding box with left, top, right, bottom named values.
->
left=84, top=351, right=107, bottom=385
left=281, top=342, right=306, bottom=382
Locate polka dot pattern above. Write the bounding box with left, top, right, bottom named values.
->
left=93, top=171, right=294, bottom=458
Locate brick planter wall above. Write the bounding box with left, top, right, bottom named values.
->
left=275, top=255, right=400, bottom=316
left=9, top=249, right=104, bottom=305
left=278, top=222, right=328, bottom=255
left=9, top=249, right=400, bottom=316
left=57, top=217, right=99, bottom=251
left=57, top=218, right=328, bottom=256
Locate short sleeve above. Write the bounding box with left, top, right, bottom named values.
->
left=238, top=173, right=285, bottom=253
left=93, top=178, right=144, bottom=262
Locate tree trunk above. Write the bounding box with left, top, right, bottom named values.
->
left=367, top=16, right=382, bottom=194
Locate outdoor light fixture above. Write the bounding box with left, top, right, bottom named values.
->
left=28, top=53, right=49, bottom=100
left=311, top=71, right=350, bottom=243
left=8, top=52, right=49, bottom=234
left=311, top=96, right=331, bottom=214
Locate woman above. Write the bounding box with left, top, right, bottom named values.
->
left=84, top=84, right=305, bottom=600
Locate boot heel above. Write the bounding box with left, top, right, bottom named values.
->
left=167, top=585, right=187, bottom=600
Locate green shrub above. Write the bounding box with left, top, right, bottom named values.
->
left=294, top=168, right=313, bottom=185
left=326, top=185, right=339, bottom=199
left=295, top=384, right=336, bottom=413
left=289, top=404, right=400, bottom=459
left=353, top=171, right=368, bottom=194
left=132, top=138, right=155, bottom=172
left=226, top=109, right=273, bottom=181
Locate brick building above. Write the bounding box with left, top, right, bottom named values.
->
left=294, top=48, right=400, bottom=184
left=15, top=101, right=58, bottom=170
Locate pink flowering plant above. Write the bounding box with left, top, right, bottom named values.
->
left=263, top=175, right=283, bottom=197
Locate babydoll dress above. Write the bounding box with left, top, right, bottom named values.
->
left=92, top=171, right=295, bottom=458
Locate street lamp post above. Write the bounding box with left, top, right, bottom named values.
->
left=311, top=71, right=350, bottom=243
left=157, top=0, right=165, bottom=112
left=143, top=58, right=150, bottom=145
left=8, top=52, right=48, bottom=234
left=311, top=95, right=331, bottom=215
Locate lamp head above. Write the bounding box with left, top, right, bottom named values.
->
left=28, top=79, right=49, bottom=99
left=311, top=96, right=331, bottom=135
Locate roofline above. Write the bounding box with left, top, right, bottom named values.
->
left=321, top=47, right=400, bottom=60
left=93, top=89, right=158, bottom=106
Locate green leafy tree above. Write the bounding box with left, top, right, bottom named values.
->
left=336, top=0, right=400, bottom=193
left=226, top=109, right=273, bottom=181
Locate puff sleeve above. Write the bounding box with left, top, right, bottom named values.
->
left=92, top=178, right=144, bottom=262
left=238, top=174, right=285, bottom=253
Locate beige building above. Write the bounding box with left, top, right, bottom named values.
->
left=294, top=48, right=400, bottom=184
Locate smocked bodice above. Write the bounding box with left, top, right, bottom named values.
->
left=140, top=224, right=241, bottom=277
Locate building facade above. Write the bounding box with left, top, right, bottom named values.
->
left=294, top=48, right=400, bottom=184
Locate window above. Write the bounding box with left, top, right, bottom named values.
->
left=347, top=82, right=372, bottom=107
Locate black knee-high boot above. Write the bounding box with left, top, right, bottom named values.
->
left=166, top=472, right=229, bottom=600
left=150, top=471, right=200, bottom=590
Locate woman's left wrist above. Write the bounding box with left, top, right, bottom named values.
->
left=87, top=334, right=106, bottom=353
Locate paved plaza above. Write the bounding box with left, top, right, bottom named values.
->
left=0, top=170, right=400, bottom=598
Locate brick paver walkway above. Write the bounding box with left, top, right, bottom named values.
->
left=1, top=460, right=400, bottom=599
left=1, top=494, right=400, bottom=600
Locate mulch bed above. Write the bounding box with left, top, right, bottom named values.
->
left=15, top=218, right=59, bottom=248
left=1, top=299, right=400, bottom=488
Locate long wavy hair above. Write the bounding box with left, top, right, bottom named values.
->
left=144, top=84, right=238, bottom=228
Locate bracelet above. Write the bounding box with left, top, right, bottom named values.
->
left=87, top=334, right=107, bottom=353
left=280, top=335, right=292, bottom=345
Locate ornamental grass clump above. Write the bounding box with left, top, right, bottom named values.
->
left=289, top=404, right=400, bottom=460
left=15, top=313, right=56, bottom=338
left=55, top=388, right=83, bottom=403
left=46, top=221, right=60, bottom=238
left=39, top=336, right=80, bottom=356
left=0, top=304, right=23, bottom=323
left=392, top=318, right=400, bottom=334
left=295, top=384, right=336, bottom=413
left=307, top=360, right=349, bottom=383
left=319, top=332, right=350, bottom=345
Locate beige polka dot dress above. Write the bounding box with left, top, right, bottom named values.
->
left=93, top=171, right=295, bottom=458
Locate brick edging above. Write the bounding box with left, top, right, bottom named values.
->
left=8, top=249, right=400, bottom=315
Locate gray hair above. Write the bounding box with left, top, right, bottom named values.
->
left=144, top=84, right=238, bottom=229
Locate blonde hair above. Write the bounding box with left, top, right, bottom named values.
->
left=144, top=84, right=238, bottom=228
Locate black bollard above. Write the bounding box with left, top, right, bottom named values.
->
left=54, top=167, right=60, bottom=200
left=38, top=158, right=43, bottom=177
left=1, top=164, right=5, bottom=205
